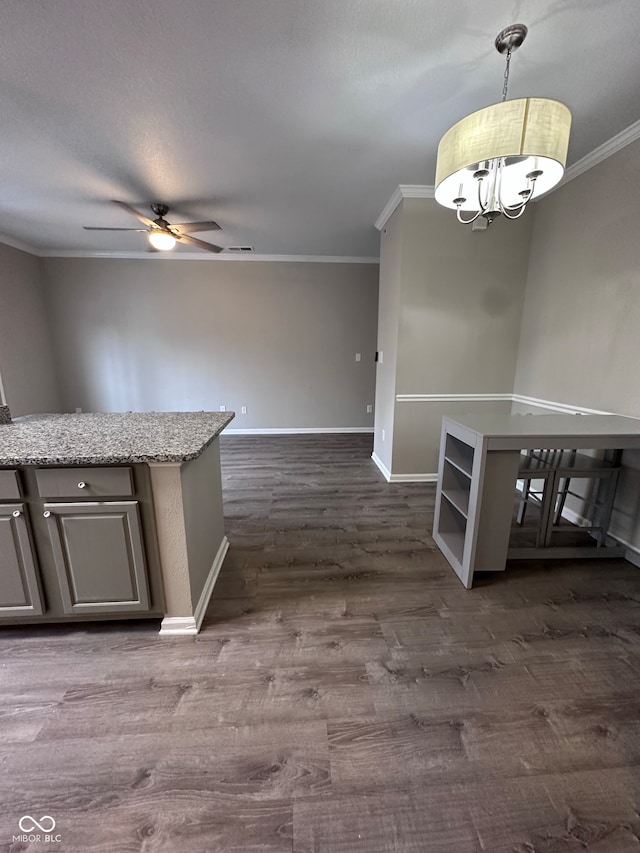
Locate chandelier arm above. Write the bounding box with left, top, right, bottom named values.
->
left=501, top=204, right=528, bottom=220
left=456, top=207, right=483, bottom=225
left=498, top=195, right=527, bottom=216
left=496, top=174, right=537, bottom=219
left=477, top=177, right=489, bottom=213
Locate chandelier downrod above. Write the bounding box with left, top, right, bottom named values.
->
left=496, top=24, right=527, bottom=102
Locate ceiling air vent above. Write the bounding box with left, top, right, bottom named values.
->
left=226, top=246, right=254, bottom=253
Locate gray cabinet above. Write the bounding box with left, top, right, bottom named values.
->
left=44, top=500, right=150, bottom=615
left=0, top=503, right=44, bottom=616
left=0, top=464, right=161, bottom=623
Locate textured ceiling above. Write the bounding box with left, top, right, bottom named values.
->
left=1, top=0, right=640, bottom=257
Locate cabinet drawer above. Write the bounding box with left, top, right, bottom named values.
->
left=36, top=467, right=134, bottom=498
left=0, top=470, right=21, bottom=500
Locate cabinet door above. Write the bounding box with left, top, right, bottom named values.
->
left=44, top=501, right=150, bottom=615
left=0, top=503, right=44, bottom=616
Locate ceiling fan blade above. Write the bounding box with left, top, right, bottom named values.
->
left=177, top=233, right=223, bottom=253
left=112, top=200, right=156, bottom=228
left=172, top=221, right=221, bottom=233
left=83, top=226, right=148, bottom=231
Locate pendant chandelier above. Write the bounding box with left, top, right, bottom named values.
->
left=434, top=24, right=571, bottom=226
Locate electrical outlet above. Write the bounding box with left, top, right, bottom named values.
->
left=241, top=406, right=247, bottom=414
left=367, top=404, right=373, bottom=413
left=75, top=407, right=82, bottom=414
left=355, top=353, right=361, bottom=362
left=219, top=405, right=226, bottom=412
left=382, top=429, right=385, bottom=441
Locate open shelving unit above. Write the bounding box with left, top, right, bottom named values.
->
left=438, top=434, right=473, bottom=566
left=433, top=418, right=522, bottom=588
left=433, top=412, right=640, bottom=588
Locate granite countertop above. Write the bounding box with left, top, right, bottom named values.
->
left=0, top=411, right=235, bottom=466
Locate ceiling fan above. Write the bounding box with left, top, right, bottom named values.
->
left=84, top=201, right=223, bottom=252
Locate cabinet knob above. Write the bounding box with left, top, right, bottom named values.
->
left=43, top=510, right=51, bottom=518
left=77, top=481, right=87, bottom=489
left=12, top=509, right=20, bottom=518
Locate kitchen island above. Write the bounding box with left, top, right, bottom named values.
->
left=0, top=411, right=234, bottom=635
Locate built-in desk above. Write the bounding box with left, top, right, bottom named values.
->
left=433, top=413, right=640, bottom=588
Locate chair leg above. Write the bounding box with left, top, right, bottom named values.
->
left=541, top=471, right=560, bottom=547
left=595, top=470, right=620, bottom=547
left=553, top=476, right=571, bottom=525
left=516, top=479, right=530, bottom=525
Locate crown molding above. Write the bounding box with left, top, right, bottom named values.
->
left=563, top=117, right=640, bottom=185
left=0, top=233, right=43, bottom=256
left=39, top=251, right=379, bottom=264
left=375, top=185, right=435, bottom=231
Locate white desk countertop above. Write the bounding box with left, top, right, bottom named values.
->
left=444, top=413, right=640, bottom=450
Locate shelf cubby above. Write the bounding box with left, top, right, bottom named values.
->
left=437, top=495, right=467, bottom=565
left=443, top=434, right=474, bottom=479
left=441, top=457, right=472, bottom=518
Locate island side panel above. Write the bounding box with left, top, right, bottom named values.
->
left=179, top=437, right=228, bottom=622
left=148, top=463, right=194, bottom=629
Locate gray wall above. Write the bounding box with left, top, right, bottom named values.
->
left=375, top=197, right=532, bottom=476
left=0, top=243, right=61, bottom=416
left=514, top=141, right=640, bottom=415
left=514, top=138, right=640, bottom=549
left=41, top=258, right=378, bottom=430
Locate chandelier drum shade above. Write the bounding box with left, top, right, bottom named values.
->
left=434, top=25, right=572, bottom=225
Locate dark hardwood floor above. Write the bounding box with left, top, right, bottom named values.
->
left=2, top=433, right=640, bottom=852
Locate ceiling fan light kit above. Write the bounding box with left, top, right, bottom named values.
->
left=148, top=230, right=177, bottom=251
left=434, top=24, right=572, bottom=226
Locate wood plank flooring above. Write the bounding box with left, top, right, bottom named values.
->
left=2, top=433, right=640, bottom=852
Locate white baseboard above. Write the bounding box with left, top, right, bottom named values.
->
left=159, top=616, right=198, bottom=636
left=389, top=472, right=438, bottom=483
left=372, top=452, right=436, bottom=483
left=371, top=451, right=392, bottom=481
left=159, top=535, right=229, bottom=636
left=621, top=543, right=640, bottom=568
left=225, top=427, right=374, bottom=435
